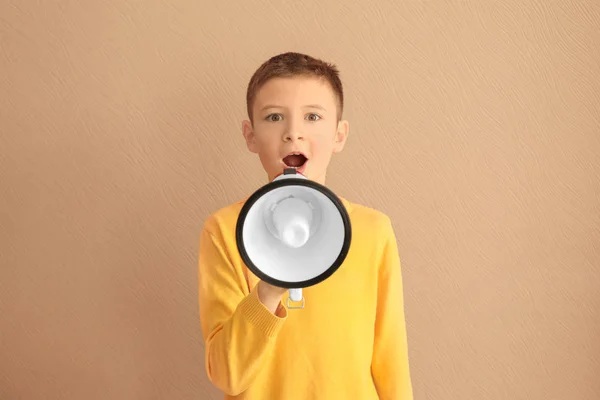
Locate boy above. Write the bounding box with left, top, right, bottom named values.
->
left=198, top=52, right=413, bottom=399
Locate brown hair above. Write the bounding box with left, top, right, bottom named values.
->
left=246, top=52, right=344, bottom=122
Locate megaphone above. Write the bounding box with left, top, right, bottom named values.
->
left=236, top=168, right=352, bottom=309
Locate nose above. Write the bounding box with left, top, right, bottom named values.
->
left=283, top=119, right=304, bottom=142
left=284, top=131, right=304, bottom=142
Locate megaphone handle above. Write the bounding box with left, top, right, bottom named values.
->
left=289, top=288, right=302, bottom=302
left=287, top=288, right=305, bottom=309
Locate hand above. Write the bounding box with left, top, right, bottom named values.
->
left=257, top=281, right=287, bottom=315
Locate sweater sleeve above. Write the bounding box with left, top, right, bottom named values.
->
left=371, top=217, right=414, bottom=399
left=198, top=218, right=287, bottom=396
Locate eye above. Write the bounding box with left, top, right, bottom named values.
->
left=306, top=113, right=321, bottom=121
left=266, top=113, right=283, bottom=122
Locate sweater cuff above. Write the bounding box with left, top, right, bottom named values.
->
left=239, top=286, right=287, bottom=338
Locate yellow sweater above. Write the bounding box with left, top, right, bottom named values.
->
left=198, top=197, right=413, bottom=399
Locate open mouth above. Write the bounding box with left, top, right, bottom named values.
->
left=282, top=152, right=308, bottom=170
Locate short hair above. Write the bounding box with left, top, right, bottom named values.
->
left=246, top=52, right=344, bottom=122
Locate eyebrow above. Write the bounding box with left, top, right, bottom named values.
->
left=304, top=104, right=327, bottom=111
left=260, top=104, right=327, bottom=111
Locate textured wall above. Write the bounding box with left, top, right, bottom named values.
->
left=1, top=1, right=599, bottom=399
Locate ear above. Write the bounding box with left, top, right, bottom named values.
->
left=242, top=119, right=259, bottom=153
left=332, top=119, right=349, bottom=153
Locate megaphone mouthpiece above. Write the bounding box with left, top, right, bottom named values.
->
left=271, top=197, right=313, bottom=248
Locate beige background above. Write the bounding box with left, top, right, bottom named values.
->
left=1, top=1, right=599, bottom=399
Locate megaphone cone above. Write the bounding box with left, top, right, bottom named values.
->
left=236, top=168, right=352, bottom=309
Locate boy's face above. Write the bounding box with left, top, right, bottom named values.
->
left=242, top=76, right=349, bottom=185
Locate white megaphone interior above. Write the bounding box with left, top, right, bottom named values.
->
left=242, top=174, right=346, bottom=283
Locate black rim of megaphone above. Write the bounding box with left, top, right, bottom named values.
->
left=236, top=177, right=352, bottom=289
